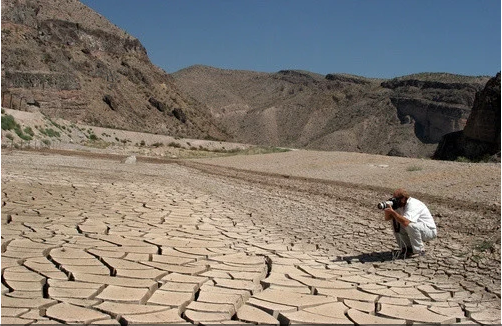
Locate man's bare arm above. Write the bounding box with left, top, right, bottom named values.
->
left=384, top=207, right=410, bottom=227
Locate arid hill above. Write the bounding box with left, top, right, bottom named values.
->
left=173, top=66, right=490, bottom=157
left=1, top=0, right=227, bottom=140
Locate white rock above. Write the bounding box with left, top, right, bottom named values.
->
left=124, top=155, right=136, bottom=164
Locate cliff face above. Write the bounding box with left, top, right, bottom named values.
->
left=434, top=73, right=501, bottom=161
left=463, top=73, right=501, bottom=145
left=1, top=0, right=226, bottom=140
left=381, top=76, right=485, bottom=143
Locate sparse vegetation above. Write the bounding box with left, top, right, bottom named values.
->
left=16, top=128, right=32, bottom=141
left=39, top=127, right=60, bottom=138
left=231, top=146, right=290, bottom=155
left=23, top=126, right=34, bottom=137
left=474, top=239, right=496, bottom=253
left=455, top=155, right=496, bottom=163
left=47, top=117, right=62, bottom=129
left=406, top=165, right=423, bottom=172
left=2, top=114, right=33, bottom=141
left=455, top=156, right=471, bottom=163
left=193, top=145, right=290, bottom=157
left=1, top=114, right=17, bottom=131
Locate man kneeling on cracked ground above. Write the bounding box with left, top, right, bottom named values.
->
left=383, top=188, right=437, bottom=258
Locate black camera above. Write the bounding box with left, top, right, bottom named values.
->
left=378, top=197, right=401, bottom=232
left=377, top=197, right=399, bottom=210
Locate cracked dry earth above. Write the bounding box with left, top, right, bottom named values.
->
left=1, top=150, right=500, bottom=325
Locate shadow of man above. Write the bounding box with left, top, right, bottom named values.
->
left=332, top=250, right=400, bottom=264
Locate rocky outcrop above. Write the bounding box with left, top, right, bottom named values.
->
left=463, top=73, right=501, bottom=145
left=434, top=73, right=501, bottom=161
left=4, top=71, right=81, bottom=90
left=148, top=97, right=168, bottom=113
left=172, top=107, right=187, bottom=123
left=102, top=94, right=116, bottom=111
left=382, top=75, right=486, bottom=143
left=388, top=98, right=470, bottom=143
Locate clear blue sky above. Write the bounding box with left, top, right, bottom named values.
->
left=80, top=0, right=500, bottom=79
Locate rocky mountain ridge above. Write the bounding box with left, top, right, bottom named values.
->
left=173, top=66, right=490, bottom=157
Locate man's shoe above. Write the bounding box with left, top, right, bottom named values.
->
left=407, top=250, right=425, bottom=258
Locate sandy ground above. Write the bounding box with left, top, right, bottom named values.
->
left=1, top=148, right=501, bottom=324
left=192, top=149, right=501, bottom=206
left=3, top=107, right=499, bottom=206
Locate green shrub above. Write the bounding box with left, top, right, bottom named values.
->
left=16, top=128, right=32, bottom=141
left=41, top=128, right=60, bottom=138
left=1, top=114, right=17, bottom=130
left=1, top=115, right=33, bottom=141
left=48, top=118, right=61, bottom=129
left=23, top=126, right=34, bottom=137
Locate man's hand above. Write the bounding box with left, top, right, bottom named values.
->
left=383, top=206, right=394, bottom=221
left=384, top=206, right=410, bottom=227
